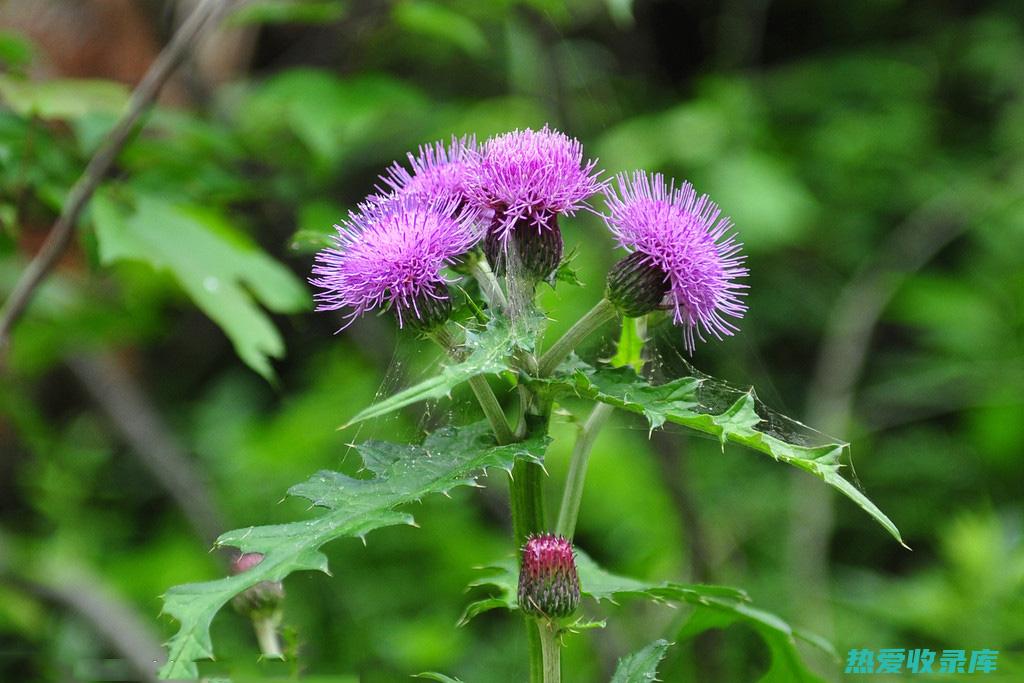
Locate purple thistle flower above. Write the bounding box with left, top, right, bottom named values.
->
left=310, top=194, right=481, bottom=330
left=380, top=134, right=479, bottom=203
left=467, top=125, right=604, bottom=242
left=518, top=534, right=580, bottom=619
left=604, top=171, right=748, bottom=351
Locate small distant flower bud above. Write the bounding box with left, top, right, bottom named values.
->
left=518, top=534, right=580, bottom=619
left=606, top=251, right=671, bottom=317
left=230, top=552, right=285, bottom=618
left=483, top=216, right=564, bottom=281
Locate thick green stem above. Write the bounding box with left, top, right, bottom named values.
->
left=537, top=621, right=561, bottom=683
left=538, top=298, right=618, bottom=376
left=253, top=614, right=283, bottom=660
left=467, top=256, right=509, bottom=312
left=467, top=375, right=516, bottom=445
left=555, top=401, right=614, bottom=539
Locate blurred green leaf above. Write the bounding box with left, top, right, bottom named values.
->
left=226, top=0, right=347, bottom=26
left=159, top=420, right=548, bottom=679
left=0, top=76, right=129, bottom=120
left=394, top=1, right=488, bottom=57
left=290, top=200, right=345, bottom=254
left=610, top=639, right=672, bottom=683
left=238, top=70, right=428, bottom=166
left=533, top=362, right=903, bottom=544
left=414, top=673, right=465, bottom=683
left=677, top=602, right=834, bottom=682
left=0, top=30, right=33, bottom=71
left=91, top=190, right=308, bottom=380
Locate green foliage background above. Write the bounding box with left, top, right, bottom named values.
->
left=0, top=1, right=1021, bottom=681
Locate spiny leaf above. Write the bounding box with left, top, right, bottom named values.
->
left=342, top=316, right=538, bottom=428
left=534, top=363, right=903, bottom=544
left=610, top=639, right=673, bottom=683
left=459, top=548, right=747, bottom=626
left=159, top=421, right=548, bottom=679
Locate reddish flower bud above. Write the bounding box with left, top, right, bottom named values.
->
left=518, top=534, right=580, bottom=619
left=230, top=552, right=285, bottom=617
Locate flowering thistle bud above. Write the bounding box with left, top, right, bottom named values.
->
left=380, top=134, right=478, bottom=205
left=310, top=194, right=480, bottom=331
left=606, top=251, right=671, bottom=317
left=603, top=171, right=748, bottom=351
left=230, top=552, right=285, bottom=618
left=468, top=126, right=604, bottom=281
left=518, top=534, right=580, bottom=619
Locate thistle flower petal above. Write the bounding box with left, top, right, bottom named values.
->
left=310, top=194, right=481, bottom=329
left=604, top=171, right=748, bottom=350
left=467, top=125, right=605, bottom=242
left=380, top=134, right=479, bottom=203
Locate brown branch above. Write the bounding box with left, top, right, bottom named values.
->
left=0, top=563, right=166, bottom=682
left=0, top=0, right=232, bottom=353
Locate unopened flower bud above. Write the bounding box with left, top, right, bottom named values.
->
left=230, top=552, right=285, bottom=618
left=606, top=251, right=671, bottom=317
left=400, top=285, right=453, bottom=332
left=484, top=216, right=564, bottom=282
left=518, top=534, right=580, bottom=619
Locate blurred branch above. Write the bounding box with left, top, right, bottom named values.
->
left=0, top=560, right=166, bottom=682
left=0, top=0, right=232, bottom=355
left=786, top=193, right=972, bottom=671
left=67, top=352, right=225, bottom=547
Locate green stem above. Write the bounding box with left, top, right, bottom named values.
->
left=428, top=329, right=516, bottom=445
left=537, top=620, right=561, bottom=683
left=253, top=614, right=283, bottom=660
left=538, top=298, right=618, bottom=376
left=555, top=401, right=614, bottom=539
left=467, top=375, right=516, bottom=445
left=467, top=256, right=509, bottom=312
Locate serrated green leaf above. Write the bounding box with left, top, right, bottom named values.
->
left=459, top=548, right=747, bottom=626
left=610, top=639, right=672, bottom=683
left=342, top=316, right=536, bottom=427
left=92, top=190, right=309, bottom=381
left=159, top=421, right=549, bottom=679
left=533, top=363, right=903, bottom=544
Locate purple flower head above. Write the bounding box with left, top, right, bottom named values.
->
left=311, top=194, right=481, bottom=330
left=467, top=125, right=604, bottom=243
left=380, top=135, right=478, bottom=202
left=518, top=534, right=580, bottom=619
left=604, top=171, right=748, bottom=351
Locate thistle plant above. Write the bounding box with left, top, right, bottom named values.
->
left=158, top=126, right=903, bottom=682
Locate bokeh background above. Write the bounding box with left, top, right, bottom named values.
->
left=0, top=1, right=1022, bottom=681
